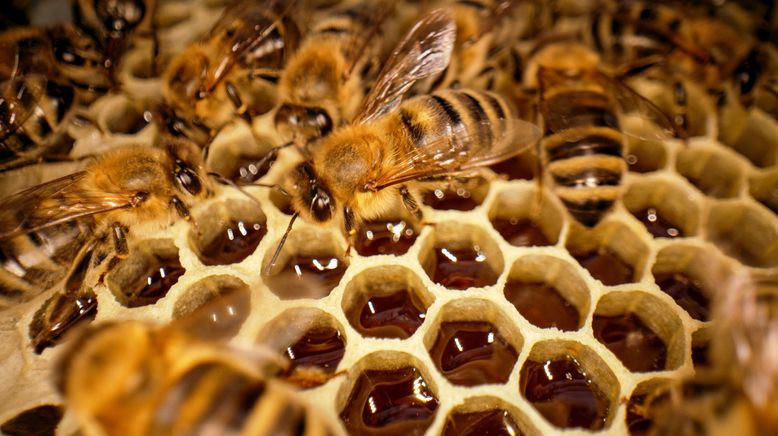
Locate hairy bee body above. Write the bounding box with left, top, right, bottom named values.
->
left=0, top=141, right=210, bottom=308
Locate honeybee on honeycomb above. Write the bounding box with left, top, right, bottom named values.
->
left=0, top=139, right=210, bottom=352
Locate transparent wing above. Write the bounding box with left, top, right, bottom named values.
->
left=0, top=172, right=137, bottom=239
left=371, top=118, right=541, bottom=190
left=354, top=8, right=456, bottom=125
left=538, top=67, right=683, bottom=142
left=0, top=75, right=46, bottom=140
left=204, top=0, right=298, bottom=92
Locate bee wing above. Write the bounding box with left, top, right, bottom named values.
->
left=205, top=0, right=298, bottom=91
left=370, top=117, right=541, bottom=190
left=354, top=8, right=456, bottom=125
left=0, top=172, right=137, bottom=239
left=0, top=75, right=46, bottom=139
left=538, top=67, right=683, bottom=142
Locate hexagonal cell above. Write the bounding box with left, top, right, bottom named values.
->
left=519, top=340, right=619, bottom=431
left=206, top=124, right=278, bottom=184
left=269, top=187, right=295, bottom=215
left=421, top=176, right=490, bottom=211
left=691, top=328, right=712, bottom=369
left=489, top=149, right=538, bottom=180
left=723, top=109, right=778, bottom=168
left=106, top=239, right=185, bottom=307
left=95, top=95, right=152, bottom=136
left=651, top=244, right=732, bottom=321
left=424, top=299, right=523, bottom=386
left=624, top=131, right=668, bottom=174
left=342, top=266, right=433, bottom=339
left=0, top=404, right=64, bottom=436
left=566, top=222, right=648, bottom=286
left=707, top=201, right=778, bottom=268
left=488, top=186, right=563, bottom=247
left=257, top=307, right=346, bottom=377
left=188, top=199, right=267, bottom=266
left=625, top=379, right=673, bottom=436
left=441, top=396, right=538, bottom=436
left=623, top=177, right=701, bottom=238
left=337, top=351, right=439, bottom=435
left=262, top=227, right=348, bottom=300
left=171, top=275, right=251, bottom=340
left=29, top=289, right=97, bottom=354
left=750, top=168, right=778, bottom=215
left=592, top=291, right=685, bottom=372
left=419, top=222, right=504, bottom=290
left=503, top=255, right=590, bottom=331
left=626, top=77, right=712, bottom=140
left=353, top=211, right=420, bottom=257
left=676, top=146, right=746, bottom=198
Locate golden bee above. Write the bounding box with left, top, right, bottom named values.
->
left=266, top=8, right=541, bottom=271
left=526, top=42, right=678, bottom=227
left=162, top=0, right=301, bottom=138
left=273, top=0, right=394, bottom=147
left=56, top=292, right=341, bottom=436
left=0, top=140, right=210, bottom=351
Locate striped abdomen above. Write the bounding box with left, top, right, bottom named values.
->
left=391, top=88, right=515, bottom=167
left=541, top=87, right=626, bottom=227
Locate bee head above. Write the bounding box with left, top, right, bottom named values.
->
left=290, top=162, right=335, bottom=223
left=274, top=103, right=333, bottom=143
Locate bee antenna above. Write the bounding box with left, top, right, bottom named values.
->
left=264, top=212, right=299, bottom=276
left=207, top=172, right=266, bottom=206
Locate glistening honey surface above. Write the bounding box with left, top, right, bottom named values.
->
left=654, top=273, right=710, bottom=321
left=263, top=255, right=347, bottom=299
left=284, top=326, right=345, bottom=374
left=592, top=314, right=667, bottom=372
left=570, top=247, right=635, bottom=286
left=194, top=219, right=266, bottom=265
left=114, top=256, right=185, bottom=307
left=504, top=281, right=580, bottom=331
left=442, top=409, right=523, bottom=436
left=422, top=245, right=499, bottom=289
left=428, top=321, right=518, bottom=386
left=349, top=289, right=427, bottom=339
left=354, top=219, right=418, bottom=256
left=520, top=356, right=610, bottom=430
left=29, top=290, right=98, bottom=354
left=340, top=366, right=438, bottom=436
left=491, top=218, right=552, bottom=247
left=633, top=207, right=683, bottom=238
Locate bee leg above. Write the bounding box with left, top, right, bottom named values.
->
left=225, top=80, right=252, bottom=124
left=399, top=185, right=423, bottom=221
left=111, top=223, right=129, bottom=258
left=343, top=206, right=356, bottom=257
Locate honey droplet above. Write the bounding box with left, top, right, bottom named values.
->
left=429, top=321, right=518, bottom=386
left=30, top=290, right=98, bottom=353
left=571, top=248, right=635, bottom=286
left=340, top=366, right=438, bottom=435
left=122, top=257, right=185, bottom=307
left=520, top=356, right=610, bottom=430
left=196, top=219, right=266, bottom=266
left=229, top=152, right=275, bottom=184
left=0, top=404, right=64, bottom=436
left=634, top=207, right=683, bottom=238
left=504, top=281, right=580, bottom=331
left=285, top=326, right=345, bottom=374
left=423, top=246, right=499, bottom=289
left=490, top=154, right=536, bottom=180
left=264, top=255, right=347, bottom=299
left=491, top=218, right=552, bottom=247
left=442, top=409, right=523, bottom=436
left=354, top=220, right=417, bottom=256
left=592, top=314, right=667, bottom=372
left=654, top=273, right=709, bottom=321
left=352, top=289, right=426, bottom=339
left=423, top=186, right=481, bottom=211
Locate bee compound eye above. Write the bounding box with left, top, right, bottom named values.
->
left=175, top=163, right=203, bottom=196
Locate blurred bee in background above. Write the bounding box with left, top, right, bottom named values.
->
left=265, top=8, right=542, bottom=272
left=162, top=0, right=301, bottom=143
left=273, top=0, right=395, bottom=151
left=45, top=23, right=113, bottom=104
left=72, top=0, right=157, bottom=80
left=525, top=42, right=679, bottom=227
left=56, top=291, right=341, bottom=436
left=635, top=271, right=778, bottom=435
left=0, top=140, right=211, bottom=352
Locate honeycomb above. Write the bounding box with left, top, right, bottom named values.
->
left=1, top=1, right=778, bottom=435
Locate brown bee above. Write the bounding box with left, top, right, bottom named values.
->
left=56, top=291, right=342, bottom=436
left=266, top=8, right=541, bottom=272
left=527, top=42, right=678, bottom=227
left=0, top=140, right=210, bottom=351
left=162, top=0, right=301, bottom=138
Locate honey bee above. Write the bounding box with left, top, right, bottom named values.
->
left=46, top=24, right=113, bottom=103
left=266, top=8, right=542, bottom=272
left=0, top=140, right=210, bottom=351
left=274, top=0, right=394, bottom=147
left=162, top=0, right=301, bottom=137
left=56, top=292, right=342, bottom=436
left=528, top=42, right=679, bottom=226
